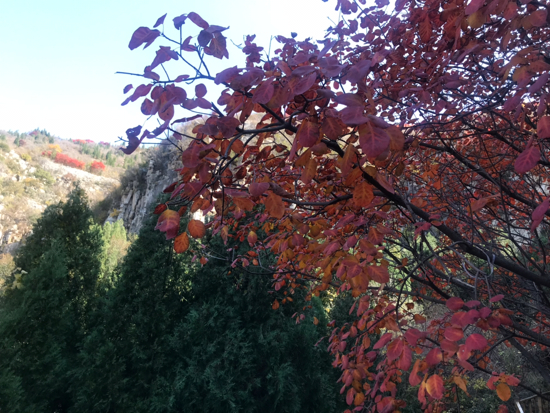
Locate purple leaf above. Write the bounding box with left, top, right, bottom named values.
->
left=173, top=14, right=187, bottom=30
left=151, top=46, right=179, bottom=69
left=198, top=30, right=213, bottom=47
left=195, top=83, right=207, bottom=98
left=120, top=126, right=143, bottom=155
left=154, top=13, right=167, bottom=28
left=188, top=12, right=209, bottom=29
left=128, top=27, right=160, bottom=50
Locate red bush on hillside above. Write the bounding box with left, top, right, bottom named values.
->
left=90, top=160, right=106, bottom=174
left=54, top=153, right=85, bottom=170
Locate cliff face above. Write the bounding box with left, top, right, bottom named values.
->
left=105, top=146, right=180, bottom=234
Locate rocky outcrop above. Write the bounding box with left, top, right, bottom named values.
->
left=106, top=147, right=180, bottom=234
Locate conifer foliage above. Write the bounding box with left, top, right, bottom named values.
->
left=0, top=186, right=104, bottom=413
left=0, top=193, right=340, bottom=413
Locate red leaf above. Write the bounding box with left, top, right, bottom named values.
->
left=538, top=116, right=550, bottom=139
left=418, top=16, right=432, bottom=43
left=154, top=204, right=168, bottom=214
left=339, top=106, right=368, bottom=126
left=404, top=328, right=426, bottom=345
left=465, top=333, right=488, bottom=351
left=353, top=181, right=374, bottom=208
left=451, top=311, right=470, bottom=327
left=426, top=374, right=444, bottom=399
left=386, top=339, right=404, bottom=361
left=334, top=93, right=364, bottom=106
left=346, top=388, right=356, bottom=406
left=321, top=117, right=344, bottom=140
left=265, top=192, right=285, bottom=219
left=253, top=79, right=275, bottom=104
left=249, top=182, right=270, bottom=196
left=527, top=9, right=547, bottom=27
left=205, top=33, right=228, bottom=59
left=188, top=219, right=206, bottom=238
left=514, top=144, right=540, bottom=174
left=373, top=332, right=393, bottom=350
left=444, top=327, right=464, bottom=342
left=359, top=122, right=390, bottom=159
left=397, top=346, right=412, bottom=370
left=292, top=72, right=317, bottom=95
left=151, top=46, right=178, bottom=69
left=446, top=297, right=464, bottom=311
left=409, top=360, right=423, bottom=386
left=155, top=209, right=180, bottom=240
left=247, top=231, right=258, bottom=246
left=297, top=120, right=320, bottom=147
left=489, top=294, right=504, bottom=303
left=366, top=265, right=390, bottom=283
left=465, top=0, right=485, bottom=15
left=440, top=339, right=459, bottom=355
left=531, top=197, right=550, bottom=231
left=426, top=348, right=443, bottom=366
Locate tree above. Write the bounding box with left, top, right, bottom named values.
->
left=120, top=2, right=550, bottom=411
left=0, top=186, right=104, bottom=412
left=74, top=205, right=341, bottom=413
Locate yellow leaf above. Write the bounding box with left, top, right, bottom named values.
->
left=174, top=232, right=190, bottom=253
left=496, top=383, right=511, bottom=401
left=453, top=376, right=469, bottom=394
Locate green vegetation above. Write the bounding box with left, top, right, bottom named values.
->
left=33, top=168, right=55, bottom=186
left=0, top=190, right=343, bottom=413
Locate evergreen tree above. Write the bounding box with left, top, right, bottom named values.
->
left=75, top=208, right=342, bottom=413
left=0, top=186, right=104, bottom=413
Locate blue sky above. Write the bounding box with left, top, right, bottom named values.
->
left=0, top=0, right=339, bottom=143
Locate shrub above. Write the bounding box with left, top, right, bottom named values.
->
left=33, top=168, right=55, bottom=186
left=20, top=153, right=31, bottom=162
left=90, top=161, right=106, bottom=175
left=48, top=144, right=62, bottom=153
left=0, top=142, right=9, bottom=152
left=54, top=153, right=85, bottom=170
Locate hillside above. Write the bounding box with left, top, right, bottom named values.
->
left=0, top=128, right=179, bottom=254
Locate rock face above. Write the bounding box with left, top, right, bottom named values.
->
left=106, top=147, right=180, bottom=234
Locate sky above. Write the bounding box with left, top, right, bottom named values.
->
left=0, top=0, right=339, bottom=143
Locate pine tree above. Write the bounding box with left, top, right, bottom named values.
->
left=0, top=186, right=104, bottom=413
left=75, top=207, right=342, bottom=413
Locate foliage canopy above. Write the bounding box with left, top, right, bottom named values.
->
left=120, top=0, right=550, bottom=411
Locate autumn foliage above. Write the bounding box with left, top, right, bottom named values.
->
left=121, top=1, right=550, bottom=411
left=54, top=153, right=85, bottom=170
left=90, top=160, right=106, bottom=174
